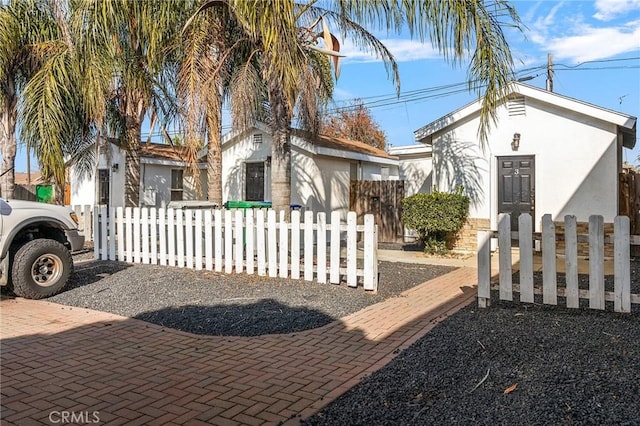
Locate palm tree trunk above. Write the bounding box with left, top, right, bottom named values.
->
left=124, top=128, right=141, bottom=207
left=0, top=86, right=17, bottom=200
left=206, top=93, right=223, bottom=205
left=267, top=77, right=292, bottom=216
left=123, top=97, right=144, bottom=207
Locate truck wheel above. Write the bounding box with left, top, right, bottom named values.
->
left=11, top=239, right=73, bottom=299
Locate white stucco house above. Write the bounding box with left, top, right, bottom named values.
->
left=70, top=141, right=206, bottom=209
left=388, top=144, right=433, bottom=197
left=405, top=82, right=636, bottom=250
left=221, top=122, right=399, bottom=217
left=71, top=124, right=400, bottom=220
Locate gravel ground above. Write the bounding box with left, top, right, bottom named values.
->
left=42, top=254, right=455, bottom=336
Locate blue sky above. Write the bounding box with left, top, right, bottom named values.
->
left=328, top=0, right=640, bottom=162
left=12, top=0, right=640, bottom=172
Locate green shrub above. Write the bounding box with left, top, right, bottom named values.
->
left=401, top=187, right=470, bottom=253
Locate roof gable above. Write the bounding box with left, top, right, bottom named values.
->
left=414, top=82, right=637, bottom=148
left=221, top=123, right=398, bottom=163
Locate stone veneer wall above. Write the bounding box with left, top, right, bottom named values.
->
left=449, top=218, right=491, bottom=252
left=448, top=218, right=616, bottom=256
left=554, top=221, right=615, bottom=258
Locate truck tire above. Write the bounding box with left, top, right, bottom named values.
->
left=11, top=239, right=73, bottom=299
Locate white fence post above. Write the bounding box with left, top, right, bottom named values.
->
left=141, top=207, right=149, bottom=264
left=149, top=208, right=157, bottom=265
left=93, top=206, right=100, bottom=259
left=116, top=207, right=125, bottom=261
left=245, top=209, right=254, bottom=275
left=279, top=211, right=288, bottom=279
left=317, top=213, right=327, bottom=284
left=477, top=230, right=491, bottom=308
left=519, top=213, right=534, bottom=304
left=158, top=208, right=167, bottom=266
left=346, top=211, right=357, bottom=287
left=167, top=208, right=175, bottom=266
left=564, top=215, right=579, bottom=308
left=304, top=211, right=314, bottom=282
left=541, top=214, right=557, bottom=305
left=185, top=210, right=193, bottom=269
left=498, top=213, right=513, bottom=301
left=235, top=209, right=244, bottom=273
left=214, top=209, right=222, bottom=272
left=589, top=215, right=605, bottom=310
left=224, top=209, right=233, bottom=274
left=194, top=210, right=203, bottom=271
left=290, top=210, right=300, bottom=279
left=363, top=214, right=376, bottom=291
left=133, top=208, right=141, bottom=264
left=330, top=211, right=341, bottom=284
left=267, top=210, right=278, bottom=278
left=175, top=209, right=184, bottom=268
left=204, top=210, right=213, bottom=271
left=256, top=209, right=266, bottom=276
left=614, top=216, right=631, bottom=313
left=100, top=205, right=108, bottom=260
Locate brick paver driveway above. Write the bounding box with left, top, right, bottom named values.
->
left=1, top=267, right=477, bottom=425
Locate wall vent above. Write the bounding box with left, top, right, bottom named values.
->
left=507, top=96, right=526, bottom=117
left=253, top=133, right=263, bottom=144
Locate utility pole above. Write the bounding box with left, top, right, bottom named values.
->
left=546, top=53, right=554, bottom=92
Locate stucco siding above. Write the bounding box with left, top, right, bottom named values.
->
left=398, top=157, right=433, bottom=196
left=315, top=157, right=351, bottom=217
left=291, top=149, right=325, bottom=212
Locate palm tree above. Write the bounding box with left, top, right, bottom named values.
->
left=189, top=0, right=520, bottom=213
left=2, top=0, right=106, bottom=204
left=178, top=2, right=239, bottom=206
left=76, top=0, right=187, bottom=207
left=0, top=0, right=59, bottom=199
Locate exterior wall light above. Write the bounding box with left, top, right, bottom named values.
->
left=511, top=133, right=521, bottom=151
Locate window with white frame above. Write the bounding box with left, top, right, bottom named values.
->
left=170, top=169, right=184, bottom=201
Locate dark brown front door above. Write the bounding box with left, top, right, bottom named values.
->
left=98, top=169, right=110, bottom=205
left=498, top=156, right=535, bottom=231
left=245, top=162, right=265, bottom=201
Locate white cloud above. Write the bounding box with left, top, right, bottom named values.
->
left=339, top=38, right=441, bottom=63
left=594, top=0, right=640, bottom=21
left=548, top=20, right=640, bottom=62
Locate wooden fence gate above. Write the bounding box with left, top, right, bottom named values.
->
left=619, top=169, right=640, bottom=233
left=350, top=180, right=404, bottom=243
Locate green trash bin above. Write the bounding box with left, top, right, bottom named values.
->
left=223, top=201, right=272, bottom=244
left=224, top=200, right=271, bottom=209
left=36, top=184, right=55, bottom=203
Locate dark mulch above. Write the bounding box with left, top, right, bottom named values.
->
left=303, top=260, right=640, bottom=425
left=303, top=300, right=640, bottom=425
left=42, top=257, right=455, bottom=336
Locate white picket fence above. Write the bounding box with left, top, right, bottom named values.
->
left=72, top=204, right=94, bottom=242
left=88, top=206, right=379, bottom=290
left=478, top=213, right=639, bottom=313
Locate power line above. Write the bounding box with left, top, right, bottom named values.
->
left=141, top=56, right=639, bottom=137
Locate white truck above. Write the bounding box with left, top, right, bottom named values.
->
left=0, top=198, right=85, bottom=299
